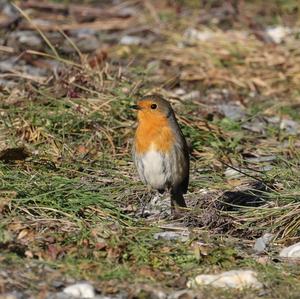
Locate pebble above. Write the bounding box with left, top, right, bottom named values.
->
left=120, top=35, right=143, bottom=45
left=265, top=117, right=299, bottom=135
left=76, top=37, right=101, bottom=53
left=154, top=231, right=189, bottom=242
left=217, top=103, right=245, bottom=121
left=183, top=28, right=215, bottom=43
left=245, top=156, right=276, bottom=163
left=19, top=34, right=42, bottom=49
left=280, top=119, right=299, bottom=135
left=187, top=270, right=263, bottom=290
left=181, top=91, right=201, bottom=101
left=0, top=79, right=18, bottom=88
left=265, top=26, right=291, bottom=44
left=63, top=283, right=95, bottom=298
left=7, top=31, right=43, bottom=51
left=70, top=29, right=97, bottom=38
left=173, top=88, right=186, bottom=96
left=2, top=3, right=18, bottom=17
left=61, top=36, right=100, bottom=53
left=224, top=167, right=243, bottom=179
left=279, top=242, right=300, bottom=259
left=254, top=233, right=274, bottom=253
left=242, top=119, right=265, bottom=134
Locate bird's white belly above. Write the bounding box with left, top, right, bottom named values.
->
left=138, top=150, right=170, bottom=190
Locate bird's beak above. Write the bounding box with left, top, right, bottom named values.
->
left=130, top=104, right=141, bottom=110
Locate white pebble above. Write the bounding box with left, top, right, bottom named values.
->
left=153, top=231, right=189, bottom=242
left=265, top=26, right=291, bottom=44
left=120, top=36, right=142, bottom=45
left=187, top=270, right=263, bottom=290
left=254, top=233, right=274, bottom=253
left=183, top=28, right=215, bottom=42
left=279, top=242, right=300, bottom=259
left=63, top=283, right=95, bottom=298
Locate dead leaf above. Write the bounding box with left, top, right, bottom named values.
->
left=17, top=229, right=29, bottom=240
left=0, top=191, right=16, bottom=212
left=138, top=266, right=156, bottom=278
left=106, top=247, right=122, bottom=261
left=75, top=145, right=89, bottom=155
left=88, top=49, right=108, bottom=68
left=25, top=250, right=34, bottom=258
left=47, top=244, right=63, bottom=260
left=95, top=241, right=107, bottom=250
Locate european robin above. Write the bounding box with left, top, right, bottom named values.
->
left=132, top=94, right=189, bottom=212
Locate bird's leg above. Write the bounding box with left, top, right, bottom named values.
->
left=139, top=185, right=154, bottom=217
left=170, top=189, right=187, bottom=217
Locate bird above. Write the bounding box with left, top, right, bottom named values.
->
left=131, top=94, right=189, bottom=213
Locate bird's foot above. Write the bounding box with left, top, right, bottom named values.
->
left=137, top=193, right=171, bottom=220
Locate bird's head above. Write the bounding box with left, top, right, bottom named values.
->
left=131, top=95, right=173, bottom=122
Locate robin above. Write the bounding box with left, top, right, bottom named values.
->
left=131, top=94, right=189, bottom=212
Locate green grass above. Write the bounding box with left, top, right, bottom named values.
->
left=1, top=76, right=300, bottom=298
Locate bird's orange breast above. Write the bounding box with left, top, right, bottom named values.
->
left=135, top=110, right=174, bottom=154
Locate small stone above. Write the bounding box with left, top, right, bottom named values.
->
left=19, top=34, right=42, bottom=49
left=279, top=242, right=300, bottom=259
left=217, top=104, right=245, bottom=121
left=280, top=119, right=299, bottom=135
left=265, top=116, right=280, bottom=124
left=265, top=26, right=291, bottom=44
left=2, top=3, right=18, bottom=17
left=154, top=231, right=189, bottom=242
left=242, top=119, right=265, bottom=134
left=0, top=58, right=17, bottom=72
left=245, top=156, right=276, bottom=163
left=7, top=31, right=43, bottom=51
left=187, top=270, right=263, bottom=290
left=32, top=19, right=54, bottom=27
left=63, top=283, right=95, bottom=298
left=224, top=167, right=243, bottom=179
left=70, top=28, right=97, bottom=38
left=77, top=36, right=100, bottom=53
left=183, top=28, right=215, bottom=43
left=173, top=88, right=186, bottom=96
left=181, top=91, right=200, bottom=101
left=120, top=35, right=143, bottom=45
left=61, top=37, right=100, bottom=53
left=0, top=79, right=18, bottom=88
left=254, top=233, right=274, bottom=253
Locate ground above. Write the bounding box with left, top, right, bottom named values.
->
left=0, top=0, right=300, bottom=298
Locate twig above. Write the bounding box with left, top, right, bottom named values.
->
left=220, top=160, right=277, bottom=192
left=0, top=45, right=15, bottom=53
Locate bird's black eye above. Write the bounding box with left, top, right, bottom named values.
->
left=151, top=103, right=157, bottom=109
